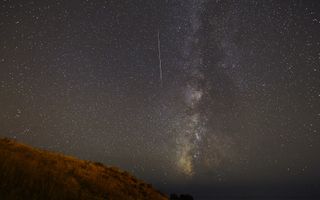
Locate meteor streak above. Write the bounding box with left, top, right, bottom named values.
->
left=157, top=30, right=163, bottom=87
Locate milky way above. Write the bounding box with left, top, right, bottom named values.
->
left=171, top=0, right=235, bottom=178
left=174, top=0, right=207, bottom=176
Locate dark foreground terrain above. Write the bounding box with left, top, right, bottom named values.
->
left=0, top=138, right=168, bottom=200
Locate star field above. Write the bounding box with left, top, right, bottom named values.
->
left=1, top=0, right=320, bottom=198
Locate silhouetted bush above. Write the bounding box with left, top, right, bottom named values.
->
left=93, top=161, right=104, bottom=167
left=170, top=193, right=179, bottom=200
left=170, top=193, right=194, bottom=200
left=180, top=194, right=194, bottom=200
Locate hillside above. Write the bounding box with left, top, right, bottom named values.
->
left=0, top=138, right=168, bottom=200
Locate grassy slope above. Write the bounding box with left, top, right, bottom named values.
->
left=0, top=138, right=168, bottom=200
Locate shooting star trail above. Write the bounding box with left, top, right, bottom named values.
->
left=157, top=30, right=163, bottom=87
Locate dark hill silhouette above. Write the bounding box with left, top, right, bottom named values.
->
left=0, top=138, right=168, bottom=200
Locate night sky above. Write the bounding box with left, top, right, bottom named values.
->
left=1, top=0, right=320, bottom=198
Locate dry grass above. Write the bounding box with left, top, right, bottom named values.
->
left=0, top=137, right=168, bottom=200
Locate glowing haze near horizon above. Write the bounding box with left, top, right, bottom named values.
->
left=1, top=0, right=320, bottom=198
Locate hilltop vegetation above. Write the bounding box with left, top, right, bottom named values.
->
left=0, top=138, right=168, bottom=200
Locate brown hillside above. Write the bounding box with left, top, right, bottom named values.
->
left=0, top=138, right=168, bottom=200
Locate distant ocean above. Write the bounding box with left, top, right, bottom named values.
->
left=194, top=196, right=320, bottom=200
left=196, top=198, right=318, bottom=200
